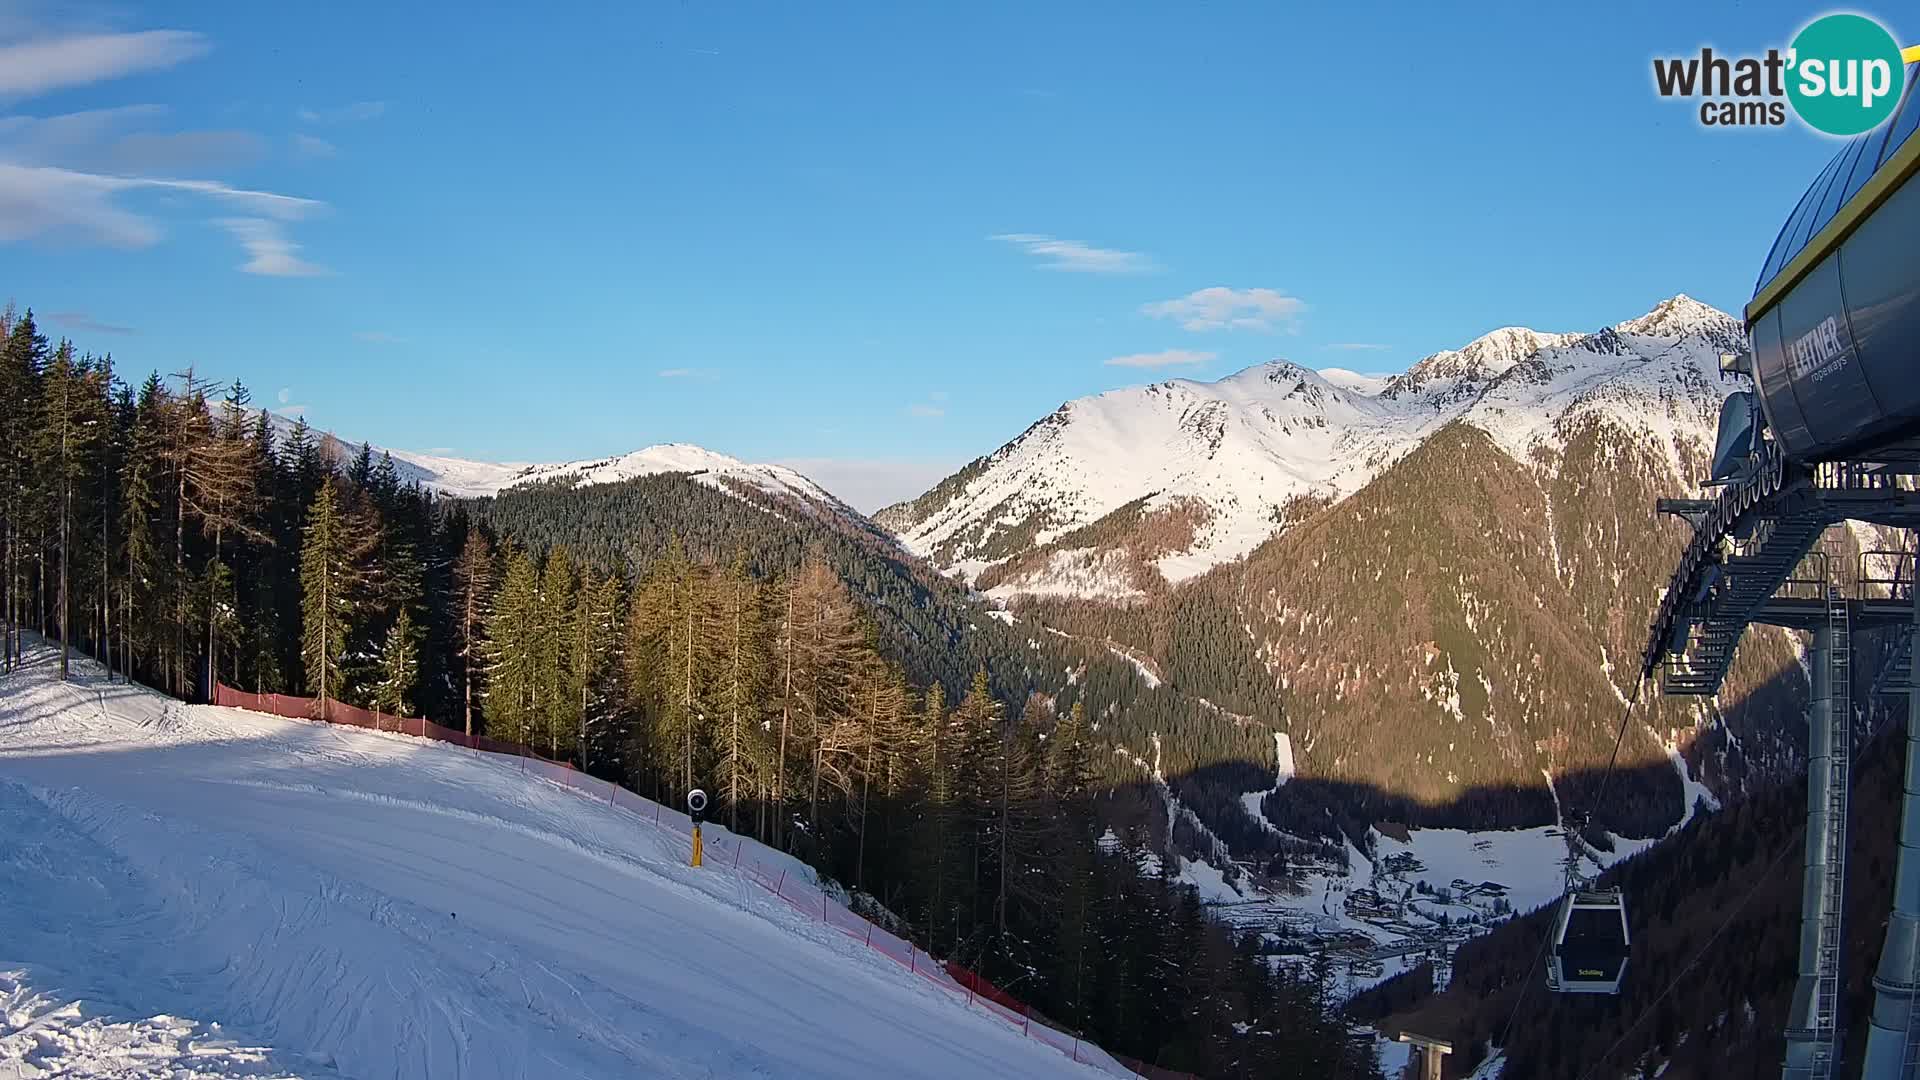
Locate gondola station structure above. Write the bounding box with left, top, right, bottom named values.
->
left=1639, top=60, right=1920, bottom=1080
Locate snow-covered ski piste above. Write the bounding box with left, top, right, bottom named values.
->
left=0, top=640, right=1122, bottom=1079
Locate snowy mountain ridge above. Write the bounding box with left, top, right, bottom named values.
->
left=258, top=409, right=846, bottom=514
left=878, top=294, right=1746, bottom=602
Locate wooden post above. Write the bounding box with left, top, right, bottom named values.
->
left=1395, top=1032, right=1453, bottom=1080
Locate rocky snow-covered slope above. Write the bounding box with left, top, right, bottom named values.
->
left=495, top=443, right=841, bottom=507
left=879, top=295, right=1745, bottom=601
left=263, top=410, right=847, bottom=515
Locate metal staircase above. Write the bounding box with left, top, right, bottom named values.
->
left=1871, top=539, right=1918, bottom=699
left=1661, top=503, right=1834, bottom=695
left=1811, top=581, right=1851, bottom=1080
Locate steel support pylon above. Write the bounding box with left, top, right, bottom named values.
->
left=1863, top=579, right=1920, bottom=1079
left=1785, top=584, right=1851, bottom=1080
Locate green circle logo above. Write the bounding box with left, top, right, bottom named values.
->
left=1787, top=14, right=1907, bottom=135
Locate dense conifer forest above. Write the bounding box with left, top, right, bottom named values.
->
left=0, top=306, right=1379, bottom=1077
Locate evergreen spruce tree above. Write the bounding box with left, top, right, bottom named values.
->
left=35, top=342, right=104, bottom=679
left=119, top=373, right=170, bottom=682
left=576, top=570, right=625, bottom=771
left=538, top=546, right=579, bottom=759
left=789, top=553, right=861, bottom=842
left=716, top=553, right=767, bottom=831
left=949, top=668, right=1002, bottom=955
left=99, top=370, right=134, bottom=679
left=917, top=681, right=961, bottom=952
left=486, top=543, right=540, bottom=744
left=299, top=479, right=369, bottom=711
left=374, top=608, right=419, bottom=717
left=991, top=697, right=1048, bottom=939
left=451, top=530, right=494, bottom=736
left=0, top=310, right=49, bottom=670
left=348, top=441, right=375, bottom=490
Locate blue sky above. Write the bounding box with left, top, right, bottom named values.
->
left=0, top=2, right=1888, bottom=509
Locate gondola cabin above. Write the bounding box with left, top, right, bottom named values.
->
left=1547, top=889, right=1630, bottom=995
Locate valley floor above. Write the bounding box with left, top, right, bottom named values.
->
left=0, top=641, right=1102, bottom=1079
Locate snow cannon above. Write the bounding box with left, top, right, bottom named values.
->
left=686, top=788, right=707, bottom=868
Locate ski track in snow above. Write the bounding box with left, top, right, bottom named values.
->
left=0, top=644, right=1102, bottom=1080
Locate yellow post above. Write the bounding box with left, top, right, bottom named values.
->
left=691, top=823, right=703, bottom=868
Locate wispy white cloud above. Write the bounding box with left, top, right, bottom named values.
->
left=297, top=101, right=385, bottom=124
left=0, top=164, right=325, bottom=271
left=1325, top=342, right=1390, bottom=352
left=108, top=130, right=263, bottom=170
left=0, top=106, right=266, bottom=178
left=905, top=404, right=945, bottom=418
left=928, top=390, right=950, bottom=402
left=354, top=331, right=402, bottom=344
left=1104, top=348, right=1216, bottom=369
left=0, top=105, right=165, bottom=160
left=1141, top=287, right=1306, bottom=333
left=215, top=217, right=328, bottom=276
left=991, top=233, right=1154, bottom=274
left=658, top=367, right=720, bottom=380
left=0, top=30, right=209, bottom=99
left=772, top=456, right=965, bottom=514
left=291, top=133, right=335, bottom=159
left=0, top=163, right=160, bottom=245
left=45, top=309, right=134, bottom=335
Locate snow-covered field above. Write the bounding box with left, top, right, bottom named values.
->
left=0, top=642, right=1101, bottom=1079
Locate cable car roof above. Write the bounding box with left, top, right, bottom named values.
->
left=1749, top=62, right=1920, bottom=326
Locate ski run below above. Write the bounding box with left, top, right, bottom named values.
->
left=0, top=642, right=1103, bottom=1080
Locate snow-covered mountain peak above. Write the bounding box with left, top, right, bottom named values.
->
left=506, top=443, right=751, bottom=488
left=257, top=410, right=848, bottom=517
left=1456, top=325, right=1570, bottom=372
left=1384, top=325, right=1575, bottom=399
left=1315, top=367, right=1391, bottom=396
left=487, top=442, right=844, bottom=510
left=885, top=295, right=1746, bottom=601
left=1615, top=293, right=1740, bottom=340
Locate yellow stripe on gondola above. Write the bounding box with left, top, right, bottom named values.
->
left=1749, top=113, right=1920, bottom=324
left=1906, top=45, right=1920, bottom=63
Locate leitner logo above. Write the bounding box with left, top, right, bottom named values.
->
left=1653, top=13, right=1916, bottom=135
left=1788, top=316, right=1848, bottom=382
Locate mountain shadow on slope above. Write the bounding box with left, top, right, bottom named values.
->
left=1353, top=694, right=1910, bottom=1078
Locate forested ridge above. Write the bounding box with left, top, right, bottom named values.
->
left=1027, top=420, right=1817, bottom=840
left=0, top=306, right=1377, bottom=1078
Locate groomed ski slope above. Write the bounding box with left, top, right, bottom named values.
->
left=0, top=642, right=1102, bottom=1079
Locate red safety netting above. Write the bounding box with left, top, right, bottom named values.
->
left=947, top=963, right=1031, bottom=1019
left=209, top=681, right=1185, bottom=1078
